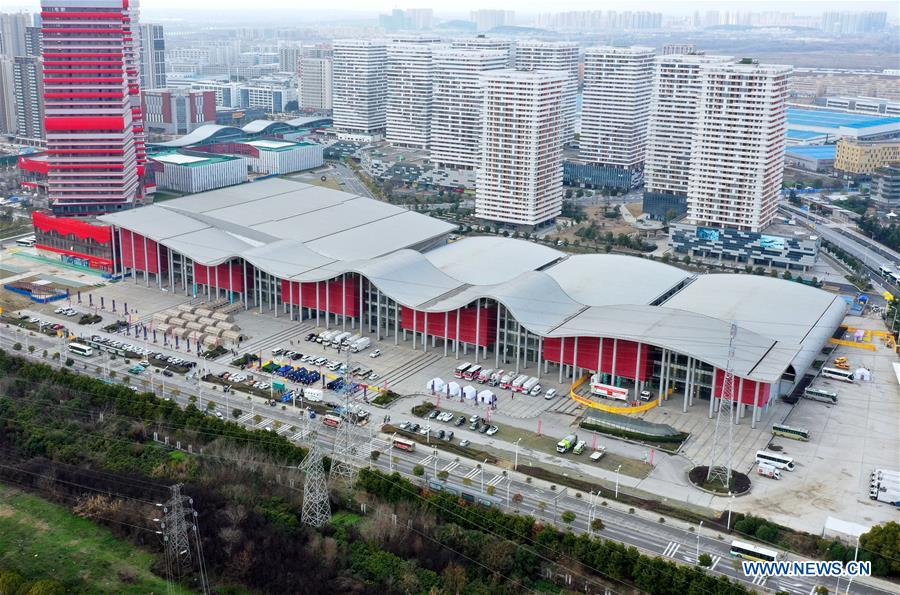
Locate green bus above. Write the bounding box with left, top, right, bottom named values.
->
left=804, top=387, right=837, bottom=404
left=772, top=424, right=810, bottom=441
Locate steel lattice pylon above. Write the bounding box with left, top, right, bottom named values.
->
left=328, top=349, right=365, bottom=486
left=707, top=323, right=738, bottom=489
left=158, top=484, right=210, bottom=595
left=299, top=413, right=331, bottom=528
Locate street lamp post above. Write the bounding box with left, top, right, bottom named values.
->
left=433, top=447, right=438, bottom=478
left=390, top=432, right=396, bottom=473
left=727, top=492, right=734, bottom=530
left=480, top=458, right=487, bottom=493
left=615, top=464, right=622, bottom=499
left=696, top=520, right=703, bottom=562
left=514, top=437, right=521, bottom=471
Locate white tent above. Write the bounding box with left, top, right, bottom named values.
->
left=853, top=368, right=871, bottom=382
left=447, top=381, right=462, bottom=397
left=428, top=377, right=446, bottom=392
left=463, top=385, right=478, bottom=400
left=477, top=389, right=496, bottom=404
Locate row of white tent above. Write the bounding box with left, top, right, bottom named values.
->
left=428, top=378, right=497, bottom=404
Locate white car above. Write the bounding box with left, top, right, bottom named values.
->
left=486, top=425, right=499, bottom=436
left=368, top=373, right=380, bottom=381
left=418, top=424, right=431, bottom=436
left=544, top=388, right=558, bottom=400
left=138, top=360, right=150, bottom=368
left=369, top=349, right=382, bottom=358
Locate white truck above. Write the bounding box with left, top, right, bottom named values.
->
left=871, top=477, right=900, bottom=492
left=871, top=469, right=900, bottom=483
left=556, top=434, right=577, bottom=454
left=302, top=388, right=324, bottom=402
left=318, top=330, right=337, bottom=343
left=499, top=373, right=514, bottom=389
left=521, top=377, right=539, bottom=394
left=342, top=333, right=361, bottom=347
left=756, top=464, right=782, bottom=480
left=869, top=485, right=900, bottom=506
left=477, top=368, right=494, bottom=384
left=332, top=331, right=351, bottom=347
left=351, top=337, right=371, bottom=352
left=489, top=370, right=505, bottom=386
left=511, top=375, right=528, bottom=392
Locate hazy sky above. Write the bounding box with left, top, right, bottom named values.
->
left=7, top=0, right=898, bottom=19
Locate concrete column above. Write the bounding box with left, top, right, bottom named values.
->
left=183, top=256, right=189, bottom=297
left=270, top=274, right=275, bottom=316
left=494, top=307, right=500, bottom=368
left=423, top=312, right=429, bottom=353
left=315, top=282, right=321, bottom=327
left=634, top=342, right=642, bottom=399
left=454, top=310, right=460, bottom=359
left=115, top=227, right=124, bottom=278
left=168, top=249, right=175, bottom=291
left=708, top=368, right=717, bottom=418
left=242, top=261, right=248, bottom=309
left=598, top=338, right=604, bottom=380
left=683, top=357, right=691, bottom=413
left=611, top=339, right=618, bottom=385
left=324, top=280, right=330, bottom=328
left=735, top=381, right=745, bottom=425
left=572, top=337, right=579, bottom=381
left=537, top=336, right=543, bottom=378
left=444, top=311, right=449, bottom=357
left=215, top=265, right=220, bottom=300
left=299, top=281, right=304, bottom=321
left=751, top=383, right=761, bottom=429
left=342, top=274, right=347, bottom=331
left=412, top=308, right=417, bottom=350
left=358, top=276, right=364, bottom=333
left=394, top=303, right=399, bottom=346
left=558, top=336, right=564, bottom=383
left=514, top=321, right=521, bottom=373
left=474, top=304, right=481, bottom=363
left=377, top=290, right=383, bottom=341
left=143, top=236, right=149, bottom=286
left=657, top=349, right=666, bottom=402
left=130, top=232, right=136, bottom=284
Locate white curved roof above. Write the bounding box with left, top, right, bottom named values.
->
left=153, top=124, right=244, bottom=148
left=102, top=179, right=847, bottom=383
left=241, top=119, right=290, bottom=134
left=545, top=254, right=692, bottom=306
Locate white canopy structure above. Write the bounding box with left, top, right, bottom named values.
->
left=427, top=377, right=446, bottom=392
left=477, top=389, right=496, bottom=404
left=447, top=382, right=461, bottom=397
left=463, top=385, right=478, bottom=400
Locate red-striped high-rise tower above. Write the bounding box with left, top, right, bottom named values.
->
left=40, top=0, right=146, bottom=216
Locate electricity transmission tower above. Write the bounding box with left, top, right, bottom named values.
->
left=298, top=412, right=331, bottom=528
left=156, top=484, right=210, bottom=595
left=328, top=350, right=364, bottom=486
left=707, top=323, right=738, bottom=489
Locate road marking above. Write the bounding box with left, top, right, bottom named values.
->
left=487, top=474, right=505, bottom=487
left=419, top=454, right=434, bottom=466
left=441, top=461, right=459, bottom=473
left=709, top=555, right=721, bottom=571
left=463, top=467, right=480, bottom=480
left=276, top=425, right=291, bottom=435
left=752, top=574, right=767, bottom=586
left=237, top=412, right=253, bottom=423
left=291, top=431, right=304, bottom=441
left=662, top=541, right=680, bottom=557
left=257, top=418, right=272, bottom=428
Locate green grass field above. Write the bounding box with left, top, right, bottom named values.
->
left=0, top=484, right=188, bottom=594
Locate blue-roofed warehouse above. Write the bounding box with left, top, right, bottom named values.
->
left=787, top=107, right=900, bottom=143
left=785, top=145, right=837, bottom=171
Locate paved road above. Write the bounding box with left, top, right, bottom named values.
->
left=2, top=316, right=894, bottom=595
left=330, top=162, right=374, bottom=198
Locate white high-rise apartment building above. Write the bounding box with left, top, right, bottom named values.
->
left=430, top=48, right=508, bottom=169
left=139, top=24, right=166, bottom=89
left=333, top=39, right=387, bottom=140
left=385, top=38, right=442, bottom=149
left=643, top=53, right=734, bottom=220
left=0, top=58, right=15, bottom=135
left=0, top=12, right=30, bottom=57
left=470, top=10, right=514, bottom=32
left=13, top=55, right=43, bottom=145
left=476, top=70, right=566, bottom=227
left=686, top=61, right=791, bottom=231
left=300, top=45, right=333, bottom=111
left=514, top=41, right=579, bottom=142
left=580, top=47, right=654, bottom=171
left=451, top=37, right=514, bottom=66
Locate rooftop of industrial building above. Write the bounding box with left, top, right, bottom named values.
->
left=244, top=139, right=310, bottom=151
left=151, top=152, right=242, bottom=167
left=785, top=145, right=838, bottom=159
left=99, top=179, right=848, bottom=384
left=787, top=106, right=900, bottom=131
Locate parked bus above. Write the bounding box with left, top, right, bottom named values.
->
left=755, top=450, right=795, bottom=471
left=821, top=367, right=854, bottom=383
left=392, top=437, right=416, bottom=452
left=463, top=365, right=482, bottom=381
left=322, top=414, right=342, bottom=428
left=879, top=264, right=893, bottom=278
left=772, top=424, right=810, bottom=441
left=67, top=342, right=93, bottom=357
left=15, top=236, right=35, bottom=247
left=454, top=362, right=471, bottom=378
left=730, top=540, right=779, bottom=562
left=804, top=387, right=838, bottom=404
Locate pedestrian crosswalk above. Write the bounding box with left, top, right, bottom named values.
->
left=237, top=412, right=254, bottom=424
left=662, top=541, right=681, bottom=558
left=487, top=474, right=505, bottom=487
left=419, top=454, right=435, bottom=466
left=751, top=574, right=768, bottom=587
left=441, top=460, right=459, bottom=473
left=276, top=425, right=292, bottom=435
left=463, top=467, right=480, bottom=480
